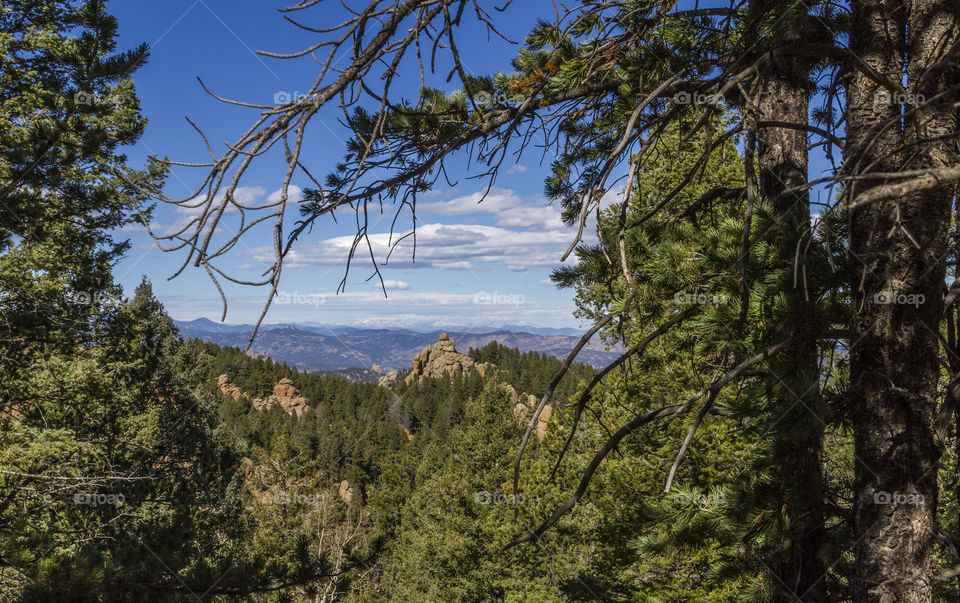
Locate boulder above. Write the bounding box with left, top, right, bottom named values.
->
left=265, top=379, right=311, bottom=417
left=339, top=480, right=354, bottom=505
left=280, top=396, right=310, bottom=418
left=536, top=404, right=553, bottom=439
left=273, top=378, right=299, bottom=399
left=510, top=390, right=553, bottom=439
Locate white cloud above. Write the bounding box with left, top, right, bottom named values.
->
left=417, top=188, right=517, bottom=216
left=266, top=185, right=303, bottom=205
left=117, top=220, right=149, bottom=234
left=379, top=280, right=410, bottom=290
left=417, top=187, right=564, bottom=232
left=173, top=185, right=266, bottom=215
left=245, top=222, right=577, bottom=272
left=432, top=260, right=481, bottom=271
left=599, top=186, right=625, bottom=209
left=539, top=278, right=555, bottom=286
left=164, top=289, right=579, bottom=329
left=507, top=164, right=528, bottom=174
left=495, top=206, right=565, bottom=231
left=169, top=185, right=301, bottom=218
left=419, top=188, right=458, bottom=198
left=811, top=212, right=822, bottom=230
left=139, top=185, right=306, bottom=240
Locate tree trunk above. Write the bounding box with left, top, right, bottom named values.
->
left=908, top=1, right=960, bottom=594
left=755, top=20, right=827, bottom=600
left=847, top=0, right=956, bottom=600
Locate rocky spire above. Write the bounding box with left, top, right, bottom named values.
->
left=378, top=333, right=488, bottom=387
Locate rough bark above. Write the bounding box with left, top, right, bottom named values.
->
left=847, top=0, right=957, bottom=600
left=908, top=2, right=960, bottom=595
left=755, top=19, right=827, bottom=601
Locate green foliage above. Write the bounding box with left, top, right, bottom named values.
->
left=547, top=118, right=854, bottom=597
left=0, top=3, right=321, bottom=597
left=1, top=280, right=313, bottom=598
left=182, top=332, right=611, bottom=600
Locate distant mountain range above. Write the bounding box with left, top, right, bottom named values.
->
left=175, top=318, right=620, bottom=372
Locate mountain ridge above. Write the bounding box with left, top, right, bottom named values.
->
left=175, top=317, right=586, bottom=337
left=175, top=320, right=620, bottom=372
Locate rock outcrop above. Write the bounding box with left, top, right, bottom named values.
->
left=404, top=333, right=476, bottom=384
left=378, top=369, right=401, bottom=388
left=338, top=480, right=354, bottom=505
left=510, top=385, right=552, bottom=439
left=377, top=333, right=490, bottom=387
left=218, top=374, right=311, bottom=418
left=218, top=374, right=244, bottom=400
left=252, top=378, right=311, bottom=418
left=376, top=337, right=552, bottom=436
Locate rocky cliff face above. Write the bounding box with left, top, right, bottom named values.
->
left=218, top=374, right=311, bottom=418
left=378, top=333, right=488, bottom=387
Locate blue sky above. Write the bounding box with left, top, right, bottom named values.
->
left=107, top=1, right=837, bottom=330
left=108, top=0, right=596, bottom=329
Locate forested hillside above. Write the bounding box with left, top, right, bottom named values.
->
left=184, top=329, right=615, bottom=600
left=180, top=318, right=779, bottom=601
